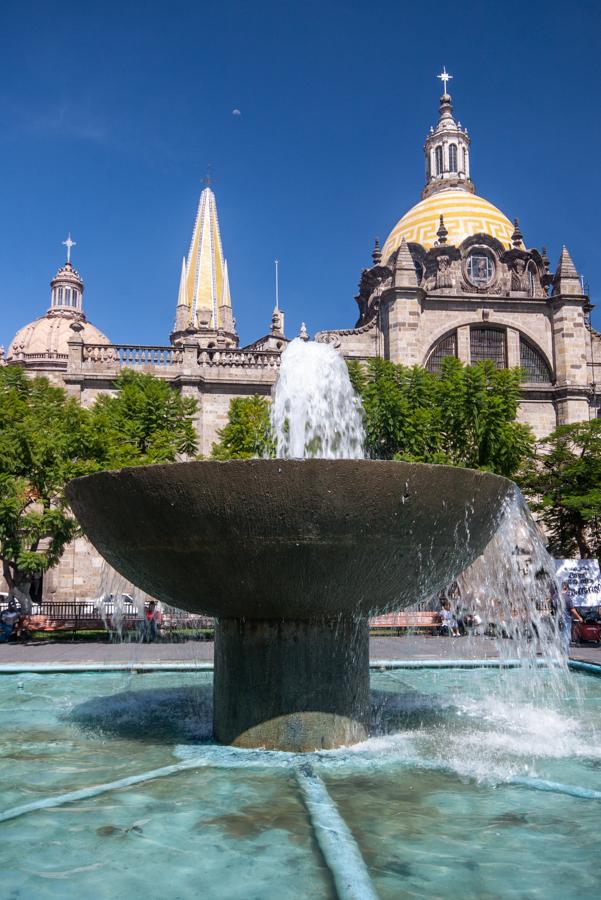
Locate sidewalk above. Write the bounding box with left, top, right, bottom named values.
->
left=1, top=634, right=599, bottom=666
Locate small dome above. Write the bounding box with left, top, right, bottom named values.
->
left=381, top=189, right=514, bottom=262
left=7, top=309, right=110, bottom=362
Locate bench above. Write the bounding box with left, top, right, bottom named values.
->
left=22, top=612, right=140, bottom=634
left=369, top=611, right=441, bottom=634
left=0, top=602, right=215, bottom=638
left=0, top=602, right=141, bottom=636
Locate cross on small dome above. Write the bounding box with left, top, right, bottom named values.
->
left=62, top=233, right=76, bottom=264
left=437, top=67, right=453, bottom=95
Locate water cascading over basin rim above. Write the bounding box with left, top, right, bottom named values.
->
left=65, top=459, right=514, bottom=619
left=66, top=459, right=516, bottom=751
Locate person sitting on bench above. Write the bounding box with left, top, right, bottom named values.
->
left=440, top=600, right=460, bottom=637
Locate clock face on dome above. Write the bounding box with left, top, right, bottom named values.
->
left=466, top=252, right=494, bottom=288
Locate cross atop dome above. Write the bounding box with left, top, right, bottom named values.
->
left=62, top=233, right=76, bottom=264
left=437, top=67, right=453, bottom=97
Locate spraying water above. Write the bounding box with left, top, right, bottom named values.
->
left=271, top=338, right=365, bottom=459
left=96, top=560, right=159, bottom=640
left=272, top=339, right=569, bottom=666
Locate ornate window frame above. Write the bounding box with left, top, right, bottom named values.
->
left=464, top=248, right=497, bottom=291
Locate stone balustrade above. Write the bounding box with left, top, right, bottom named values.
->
left=75, top=343, right=282, bottom=380
left=81, top=344, right=184, bottom=369
left=197, top=348, right=281, bottom=369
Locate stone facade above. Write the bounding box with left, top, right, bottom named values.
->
left=2, top=79, right=600, bottom=602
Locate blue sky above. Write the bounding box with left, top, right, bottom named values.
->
left=1, top=0, right=600, bottom=348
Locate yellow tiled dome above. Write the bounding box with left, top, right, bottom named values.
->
left=381, top=189, right=514, bottom=262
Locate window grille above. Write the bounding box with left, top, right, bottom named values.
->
left=426, top=332, right=457, bottom=373
left=435, top=146, right=443, bottom=175
left=470, top=327, right=506, bottom=368
left=519, top=337, right=552, bottom=383
left=449, top=143, right=457, bottom=171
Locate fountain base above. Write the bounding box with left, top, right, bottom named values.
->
left=213, top=616, right=370, bottom=752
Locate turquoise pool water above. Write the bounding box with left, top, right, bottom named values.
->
left=0, top=667, right=600, bottom=899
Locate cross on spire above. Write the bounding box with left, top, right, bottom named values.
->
left=62, top=233, right=76, bottom=264
left=437, top=66, right=453, bottom=96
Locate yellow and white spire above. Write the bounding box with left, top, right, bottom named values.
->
left=172, top=182, right=237, bottom=344
left=186, top=184, right=227, bottom=326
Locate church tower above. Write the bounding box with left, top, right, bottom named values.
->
left=422, top=67, right=474, bottom=199
left=171, top=182, right=238, bottom=348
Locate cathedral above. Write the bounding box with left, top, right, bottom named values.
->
left=2, top=74, right=600, bottom=600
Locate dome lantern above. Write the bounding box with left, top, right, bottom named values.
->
left=423, top=70, right=475, bottom=200
left=49, top=234, right=84, bottom=314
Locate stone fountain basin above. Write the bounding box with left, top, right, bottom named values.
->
left=66, top=459, right=514, bottom=619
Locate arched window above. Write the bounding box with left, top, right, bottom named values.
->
left=462, top=147, right=466, bottom=173
left=527, top=264, right=537, bottom=298
left=448, top=143, right=457, bottom=171
left=470, top=326, right=506, bottom=368
left=426, top=331, right=458, bottom=374
left=435, top=146, right=443, bottom=175
left=520, top=337, right=552, bottom=383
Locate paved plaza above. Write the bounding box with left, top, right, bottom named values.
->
left=0, top=634, right=599, bottom=666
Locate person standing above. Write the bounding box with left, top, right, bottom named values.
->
left=143, top=601, right=161, bottom=642
left=561, top=581, right=582, bottom=653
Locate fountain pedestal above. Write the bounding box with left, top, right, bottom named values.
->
left=214, top=616, right=370, bottom=751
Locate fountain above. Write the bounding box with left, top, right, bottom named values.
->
left=66, top=339, right=516, bottom=751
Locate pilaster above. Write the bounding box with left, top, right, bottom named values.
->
left=457, top=325, right=470, bottom=363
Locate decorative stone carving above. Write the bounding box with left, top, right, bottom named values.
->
left=510, top=257, right=529, bottom=292
left=435, top=254, right=453, bottom=288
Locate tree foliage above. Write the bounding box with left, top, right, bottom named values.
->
left=0, top=367, right=198, bottom=605
left=90, top=370, right=198, bottom=466
left=348, top=356, right=534, bottom=477
left=211, top=395, right=275, bottom=460
left=0, top=368, right=94, bottom=604
left=520, top=419, right=601, bottom=560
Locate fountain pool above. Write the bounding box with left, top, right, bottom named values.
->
left=5, top=337, right=599, bottom=897
left=0, top=665, right=600, bottom=898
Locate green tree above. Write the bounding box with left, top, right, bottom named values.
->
left=0, top=367, right=198, bottom=606
left=0, top=368, right=97, bottom=607
left=349, top=356, right=534, bottom=477
left=90, top=370, right=198, bottom=466
left=211, top=395, right=275, bottom=460
left=520, top=419, right=601, bottom=559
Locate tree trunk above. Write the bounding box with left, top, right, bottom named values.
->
left=3, top=561, right=33, bottom=613
left=576, top=521, right=592, bottom=559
